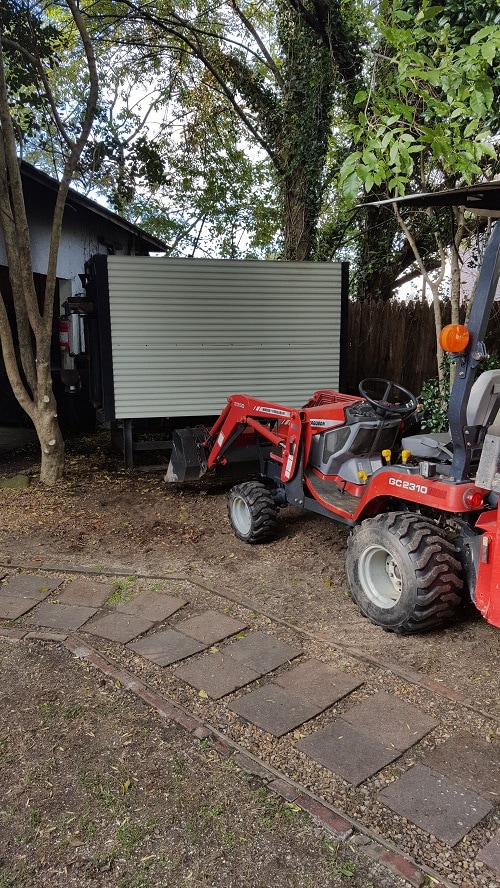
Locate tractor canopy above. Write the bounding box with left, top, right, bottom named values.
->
left=365, top=182, right=500, bottom=484
left=364, top=181, right=500, bottom=216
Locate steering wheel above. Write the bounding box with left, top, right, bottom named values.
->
left=358, top=377, right=418, bottom=417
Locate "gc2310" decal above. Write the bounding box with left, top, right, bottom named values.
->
left=388, top=477, right=428, bottom=494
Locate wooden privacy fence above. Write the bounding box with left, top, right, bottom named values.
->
left=341, top=301, right=500, bottom=394
left=345, top=299, right=500, bottom=397
left=346, top=299, right=441, bottom=396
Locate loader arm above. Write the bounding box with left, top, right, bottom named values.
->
left=204, top=395, right=303, bottom=483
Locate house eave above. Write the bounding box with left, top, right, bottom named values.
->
left=20, top=161, right=169, bottom=253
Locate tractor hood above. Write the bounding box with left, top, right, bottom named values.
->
left=365, top=181, right=500, bottom=217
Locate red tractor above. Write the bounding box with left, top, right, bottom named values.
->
left=166, top=184, right=500, bottom=635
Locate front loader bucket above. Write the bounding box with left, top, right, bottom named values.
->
left=165, top=426, right=209, bottom=483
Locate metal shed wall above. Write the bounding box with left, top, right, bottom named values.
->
left=107, top=257, right=346, bottom=419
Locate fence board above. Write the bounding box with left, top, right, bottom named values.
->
left=346, top=299, right=463, bottom=396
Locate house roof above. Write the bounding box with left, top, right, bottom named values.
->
left=365, top=181, right=500, bottom=218
left=21, top=161, right=169, bottom=253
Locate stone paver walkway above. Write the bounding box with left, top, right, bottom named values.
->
left=1, top=570, right=498, bottom=887
left=0, top=575, right=61, bottom=620
left=379, top=764, right=493, bottom=846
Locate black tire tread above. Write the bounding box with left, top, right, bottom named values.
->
left=347, top=511, right=464, bottom=634
left=228, top=481, right=278, bottom=544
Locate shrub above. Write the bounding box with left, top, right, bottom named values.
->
left=419, top=355, right=500, bottom=433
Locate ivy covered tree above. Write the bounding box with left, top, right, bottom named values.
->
left=62, top=0, right=362, bottom=260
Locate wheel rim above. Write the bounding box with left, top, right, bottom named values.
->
left=358, top=544, right=402, bottom=609
left=231, top=494, right=252, bottom=536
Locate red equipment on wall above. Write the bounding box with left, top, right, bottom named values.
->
left=58, top=317, right=70, bottom=353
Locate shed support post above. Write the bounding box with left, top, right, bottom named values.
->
left=123, top=420, right=134, bottom=469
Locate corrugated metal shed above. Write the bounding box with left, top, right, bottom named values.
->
left=107, top=256, right=347, bottom=419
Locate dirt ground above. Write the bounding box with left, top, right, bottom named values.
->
left=0, top=432, right=498, bottom=717
left=1, top=433, right=500, bottom=887
left=2, top=637, right=420, bottom=888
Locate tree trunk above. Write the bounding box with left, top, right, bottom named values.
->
left=393, top=204, right=447, bottom=386
left=34, top=402, right=65, bottom=484
left=282, top=169, right=315, bottom=260
left=448, top=207, right=467, bottom=388
left=32, top=352, right=65, bottom=484
left=450, top=207, right=466, bottom=326
left=0, top=0, right=98, bottom=485
left=429, top=279, right=445, bottom=387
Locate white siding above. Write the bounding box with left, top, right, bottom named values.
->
left=107, top=257, right=345, bottom=419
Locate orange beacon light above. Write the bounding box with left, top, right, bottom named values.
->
left=439, top=324, right=470, bottom=354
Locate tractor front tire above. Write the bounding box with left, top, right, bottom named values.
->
left=346, top=512, right=464, bottom=634
left=228, top=481, right=278, bottom=544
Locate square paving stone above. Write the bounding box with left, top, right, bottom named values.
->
left=477, top=830, right=500, bottom=875
left=174, top=610, right=247, bottom=645
left=224, top=631, right=301, bottom=674
left=0, top=575, right=61, bottom=598
left=28, top=603, right=98, bottom=631
left=84, top=612, right=154, bottom=644
left=0, top=595, right=41, bottom=620
left=296, top=719, right=402, bottom=785
left=229, top=684, right=323, bottom=737
left=57, top=579, right=112, bottom=608
left=343, top=691, right=438, bottom=752
left=423, top=734, right=500, bottom=800
left=378, top=764, right=493, bottom=846
left=128, top=629, right=206, bottom=666
left=116, top=591, right=188, bottom=622
left=175, top=652, right=260, bottom=699
left=275, top=659, right=364, bottom=709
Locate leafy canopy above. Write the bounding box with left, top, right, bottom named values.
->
left=340, top=0, right=500, bottom=199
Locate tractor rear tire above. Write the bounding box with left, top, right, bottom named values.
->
left=228, top=481, right=278, bottom=544
left=346, top=512, right=464, bottom=634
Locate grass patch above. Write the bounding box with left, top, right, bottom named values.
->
left=106, top=576, right=137, bottom=605
left=255, top=785, right=304, bottom=828
left=116, top=817, right=157, bottom=856
left=63, top=704, right=85, bottom=719
left=78, top=768, right=120, bottom=811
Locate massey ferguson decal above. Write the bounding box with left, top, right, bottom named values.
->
left=310, top=419, right=344, bottom=428
left=254, top=406, right=292, bottom=418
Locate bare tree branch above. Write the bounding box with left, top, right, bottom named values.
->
left=0, top=40, right=42, bottom=341
left=43, top=0, right=99, bottom=328
left=227, top=0, right=284, bottom=88
left=0, top=136, right=37, bottom=393
left=1, top=36, right=74, bottom=149
left=117, top=0, right=282, bottom=168
left=0, top=288, right=35, bottom=418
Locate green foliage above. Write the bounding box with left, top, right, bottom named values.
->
left=420, top=355, right=500, bottom=432
left=419, top=373, right=450, bottom=433
left=21, top=0, right=365, bottom=260
left=1, top=1, right=63, bottom=142
left=106, top=576, right=137, bottom=605
left=340, top=0, right=500, bottom=200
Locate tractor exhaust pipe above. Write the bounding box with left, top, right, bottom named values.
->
left=165, top=426, right=209, bottom=483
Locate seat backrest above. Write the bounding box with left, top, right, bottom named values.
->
left=466, top=369, right=500, bottom=430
